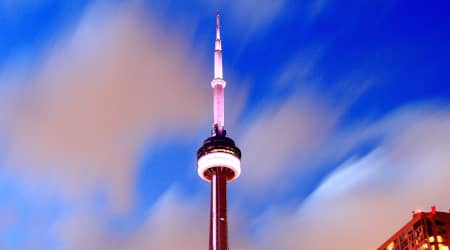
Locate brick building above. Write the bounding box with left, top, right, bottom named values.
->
left=378, top=207, right=450, bottom=250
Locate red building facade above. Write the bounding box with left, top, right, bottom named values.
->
left=378, top=207, right=450, bottom=250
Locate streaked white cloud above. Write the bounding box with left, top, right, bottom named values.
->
left=125, top=189, right=208, bottom=250
left=220, top=0, right=332, bottom=35
left=0, top=2, right=209, bottom=211
left=55, top=188, right=251, bottom=250
left=1, top=1, right=449, bottom=250
left=227, top=0, right=287, bottom=33
left=238, top=91, right=341, bottom=193
left=234, top=45, right=379, bottom=197
left=257, top=104, right=450, bottom=250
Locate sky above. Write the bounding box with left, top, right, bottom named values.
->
left=0, top=0, right=450, bottom=249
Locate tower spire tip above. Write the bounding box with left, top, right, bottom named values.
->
left=216, top=11, right=221, bottom=40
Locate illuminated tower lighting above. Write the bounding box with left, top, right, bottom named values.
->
left=197, top=12, right=242, bottom=250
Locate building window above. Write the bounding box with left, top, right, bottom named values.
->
left=435, top=220, right=445, bottom=226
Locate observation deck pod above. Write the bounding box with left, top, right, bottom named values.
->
left=197, top=135, right=241, bottom=182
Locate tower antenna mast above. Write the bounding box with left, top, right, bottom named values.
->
left=212, top=11, right=226, bottom=136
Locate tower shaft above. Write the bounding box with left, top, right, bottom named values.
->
left=209, top=167, right=230, bottom=250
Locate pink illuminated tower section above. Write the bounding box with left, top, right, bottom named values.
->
left=212, top=12, right=226, bottom=135
left=197, top=12, right=242, bottom=250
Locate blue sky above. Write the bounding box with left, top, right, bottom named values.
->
left=1, top=1, right=450, bottom=249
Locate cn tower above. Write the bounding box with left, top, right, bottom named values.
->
left=197, top=12, right=242, bottom=250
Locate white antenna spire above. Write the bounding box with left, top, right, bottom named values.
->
left=216, top=11, right=221, bottom=41
left=214, top=11, right=223, bottom=79
left=211, top=11, right=227, bottom=135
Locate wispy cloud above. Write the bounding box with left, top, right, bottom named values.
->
left=234, top=45, right=372, bottom=196
left=238, top=91, right=341, bottom=194
left=256, top=103, right=450, bottom=250
left=226, top=0, right=287, bottom=32
left=54, top=187, right=251, bottom=250
left=1, top=1, right=449, bottom=250
left=1, top=3, right=209, bottom=212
